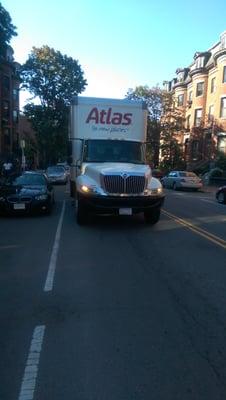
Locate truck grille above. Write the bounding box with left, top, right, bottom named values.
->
left=102, top=175, right=146, bottom=194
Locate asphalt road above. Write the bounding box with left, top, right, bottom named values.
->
left=0, top=185, right=226, bottom=400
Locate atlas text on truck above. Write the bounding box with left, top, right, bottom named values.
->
left=69, top=96, right=165, bottom=224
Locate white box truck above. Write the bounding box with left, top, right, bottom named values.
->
left=69, top=96, right=165, bottom=224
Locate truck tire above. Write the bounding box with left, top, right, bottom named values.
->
left=76, top=197, right=87, bottom=225
left=144, top=208, right=160, bottom=225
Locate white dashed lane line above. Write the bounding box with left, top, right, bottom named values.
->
left=18, top=325, right=45, bottom=400
left=44, top=200, right=65, bottom=292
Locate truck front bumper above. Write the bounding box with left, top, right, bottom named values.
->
left=78, top=193, right=165, bottom=214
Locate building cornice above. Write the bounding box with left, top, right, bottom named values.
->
left=213, top=48, right=226, bottom=62
left=173, top=82, right=187, bottom=89
left=189, top=67, right=208, bottom=78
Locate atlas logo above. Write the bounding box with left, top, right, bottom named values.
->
left=86, top=107, right=132, bottom=126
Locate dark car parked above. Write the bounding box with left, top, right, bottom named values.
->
left=0, top=171, right=54, bottom=215
left=216, top=186, right=226, bottom=204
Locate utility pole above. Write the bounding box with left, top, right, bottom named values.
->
left=20, top=139, right=26, bottom=171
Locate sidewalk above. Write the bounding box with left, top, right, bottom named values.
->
left=202, top=184, right=219, bottom=193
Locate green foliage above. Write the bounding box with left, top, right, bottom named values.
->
left=208, top=167, right=223, bottom=177
left=160, top=90, right=185, bottom=170
left=126, top=85, right=163, bottom=166
left=0, top=2, right=17, bottom=56
left=23, top=103, right=69, bottom=166
left=21, top=46, right=87, bottom=165
left=20, top=46, right=87, bottom=106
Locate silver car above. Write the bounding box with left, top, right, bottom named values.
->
left=162, top=170, right=203, bottom=191
left=46, top=166, right=68, bottom=185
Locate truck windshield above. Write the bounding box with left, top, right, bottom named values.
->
left=83, top=140, right=145, bottom=164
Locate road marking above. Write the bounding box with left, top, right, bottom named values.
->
left=162, top=210, right=226, bottom=250
left=0, top=244, right=22, bottom=250
left=200, top=198, right=216, bottom=204
left=18, top=325, right=45, bottom=400
left=44, top=201, right=65, bottom=292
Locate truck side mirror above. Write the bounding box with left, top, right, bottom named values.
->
left=76, top=160, right=81, bottom=168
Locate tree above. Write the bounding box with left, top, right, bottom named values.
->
left=20, top=46, right=87, bottom=165
left=0, top=2, right=17, bottom=56
left=126, top=85, right=162, bottom=166
left=160, top=90, right=185, bottom=171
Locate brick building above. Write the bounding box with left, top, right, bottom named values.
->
left=163, top=31, right=226, bottom=170
left=0, top=45, right=20, bottom=163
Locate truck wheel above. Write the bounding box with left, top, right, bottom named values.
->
left=76, top=198, right=87, bottom=225
left=144, top=208, right=160, bottom=225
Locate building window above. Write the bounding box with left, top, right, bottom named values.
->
left=192, top=140, right=199, bottom=160
left=196, top=82, right=204, bottom=97
left=13, top=89, right=19, bottom=101
left=3, top=128, right=10, bottom=145
left=188, top=91, right=192, bottom=101
left=220, top=97, right=226, bottom=118
left=211, top=77, right=216, bottom=93
left=194, top=108, right=202, bottom=126
left=177, top=94, right=184, bottom=106
left=218, top=137, right=226, bottom=154
left=196, top=57, right=204, bottom=69
left=177, top=72, right=184, bottom=82
left=223, top=66, right=226, bottom=83
left=187, top=115, right=191, bottom=130
left=3, top=75, right=10, bottom=91
left=220, top=32, right=226, bottom=49
left=3, top=101, right=10, bottom=119
left=13, top=110, right=19, bottom=123
left=208, top=105, right=214, bottom=122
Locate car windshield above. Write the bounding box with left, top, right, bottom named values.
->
left=83, top=140, right=145, bottom=164
left=47, top=166, right=65, bottom=174
left=12, top=174, right=46, bottom=186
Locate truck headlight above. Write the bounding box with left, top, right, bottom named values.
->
left=144, top=188, right=163, bottom=196
left=81, top=185, right=90, bottom=193
left=80, top=184, right=102, bottom=195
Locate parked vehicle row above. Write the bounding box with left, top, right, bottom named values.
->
left=0, top=165, right=225, bottom=218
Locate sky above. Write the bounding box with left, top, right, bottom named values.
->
left=3, top=0, right=226, bottom=110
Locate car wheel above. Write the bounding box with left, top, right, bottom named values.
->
left=44, top=203, right=52, bottom=215
left=217, top=191, right=226, bottom=204
left=144, top=208, right=160, bottom=225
